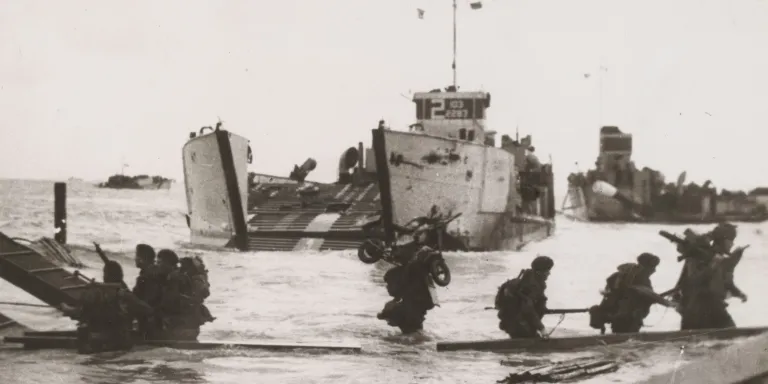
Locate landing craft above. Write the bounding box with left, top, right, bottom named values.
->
left=182, top=100, right=556, bottom=252
left=181, top=0, right=556, bottom=252
left=562, top=126, right=768, bottom=223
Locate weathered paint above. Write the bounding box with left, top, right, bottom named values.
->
left=380, top=129, right=552, bottom=251
left=182, top=130, right=250, bottom=248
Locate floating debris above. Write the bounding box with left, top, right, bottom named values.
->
left=498, top=356, right=619, bottom=383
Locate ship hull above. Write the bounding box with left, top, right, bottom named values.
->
left=183, top=130, right=250, bottom=249
left=564, top=183, right=768, bottom=224
left=182, top=131, right=383, bottom=251
left=372, top=128, right=554, bottom=251
left=98, top=180, right=173, bottom=190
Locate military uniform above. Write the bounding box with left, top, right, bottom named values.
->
left=156, top=268, right=202, bottom=340
left=65, top=282, right=153, bottom=354
left=133, top=264, right=163, bottom=339
left=180, top=256, right=216, bottom=327
left=377, top=250, right=437, bottom=334
left=496, top=256, right=553, bottom=339
left=675, top=224, right=740, bottom=330
left=678, top=256, right=735, bottom=330
left=590, top=253, right=671, bottom=334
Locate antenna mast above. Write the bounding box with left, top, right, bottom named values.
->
left=452, top=0, right=457, bottom=88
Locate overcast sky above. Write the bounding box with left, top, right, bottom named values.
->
left=1, top=0, right=767, bottom=197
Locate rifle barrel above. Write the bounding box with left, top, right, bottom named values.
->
left=546, top=308, right=589, bottom=314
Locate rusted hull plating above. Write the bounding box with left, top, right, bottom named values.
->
left=374, top=129, right=554, bottom=251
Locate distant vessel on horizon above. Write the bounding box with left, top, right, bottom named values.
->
left=562, top=126, right=768, bottom=223
left=97, top=174, right=173, bottom=190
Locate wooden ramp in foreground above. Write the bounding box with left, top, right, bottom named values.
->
left=3, top=334, right=362, bottom=353
left=437, top=326, right=768, bottom=353
left=0, top=231, right=94, bottom=308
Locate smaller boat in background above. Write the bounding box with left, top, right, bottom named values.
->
left=98, top=174, right=173, bottom=190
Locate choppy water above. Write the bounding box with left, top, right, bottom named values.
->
left=0, top=179, right=766, bottom=384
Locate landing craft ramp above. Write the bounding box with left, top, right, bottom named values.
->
left=183, top=125, right=385, bottom=252
left=241, top=178, right=381, bottom=251
left=0, top=231, right=93, bottom=307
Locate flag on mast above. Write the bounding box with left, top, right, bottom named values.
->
left=470, top=1, right=483, bottom=9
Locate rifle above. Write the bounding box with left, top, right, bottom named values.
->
left=659, top=230, right=750, bottom=262
left=659, top=230, right=718, bottom=262
left=483, top=306, right=589, bottom=314
left=545, top=308, right=590, bottom=315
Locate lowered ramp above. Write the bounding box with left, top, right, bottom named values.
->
left=0, top=231, right=94, bottom=307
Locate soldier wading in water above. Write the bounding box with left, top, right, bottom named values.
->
left=155, top=250, right=215, bottom=341
left=668, top=223, right=747, bottom=330
left=60, top=262, right=153, bottom=354
left=495, top=256, right=554, bottom=339
left=377, top=249, right=440, bottom=334
left=589, top=253, right=677, bottom=334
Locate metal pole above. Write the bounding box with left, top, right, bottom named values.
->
left=54, top=182, right=66, bottom=244
left=452, top=0, right=457, bottom=88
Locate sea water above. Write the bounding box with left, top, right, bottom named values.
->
left=1, top=179, right=766, bottom=384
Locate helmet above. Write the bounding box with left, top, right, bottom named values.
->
left=637, top=253, right=660, bottom=269
left=531, top=255, right=554, bottom=272
left=710, top=222, right=737, bottom=242
left=135, top=243, right=155, bottom=261
left=103, top=260, right=124, bottom=283
left=158, top=249, right=179, bottom=265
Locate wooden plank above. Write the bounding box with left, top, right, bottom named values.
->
left=436, top=326, right=768, bottom=353
left=3, top=336, right=362, bottom=353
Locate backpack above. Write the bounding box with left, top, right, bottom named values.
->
left=180, top=256, right=210, bottom=301
left=80, top=283, right=128, bottom=327
left=494, top=270, right=527, bottom=309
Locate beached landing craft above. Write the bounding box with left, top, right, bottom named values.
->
left=562, top=126, right=768, bottom=223
left=371, top=89, right=556, bottom=251
left=182, top=110, right=556, bottom=252
left=181, top=3, right=556, bottom=253
left=182, top=123, right=383, bottom=251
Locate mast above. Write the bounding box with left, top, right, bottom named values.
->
left=452, top=0, right=457, bottom=88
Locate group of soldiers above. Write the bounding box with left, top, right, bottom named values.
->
left=60, top=221, right=746, bottom=351
left=494, top=222, right=747, bottom=338
left=60, top=244, right=215, bottom=354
